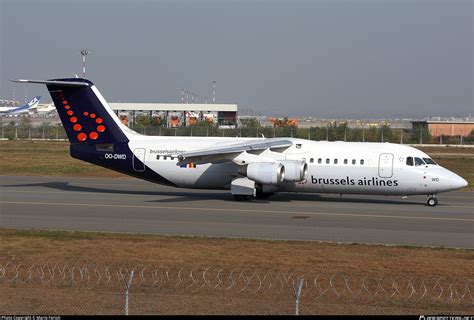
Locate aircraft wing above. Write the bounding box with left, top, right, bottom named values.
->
left=176, top=138, right=293, bottom=164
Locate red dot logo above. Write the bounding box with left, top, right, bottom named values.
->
left=89, top=132, right=99, bottom=140
left=77, top=133, right=87, bottom=141
left=63, top=101, right=68, bottom=105
left=97, top=125, right=106, bottom=132
left=95, top=118, right=103, bottom=124
left=70, top=117, right=78, bottom=123
left=83, top=112, right=89, bottom=116
left=89, top=113, right=96, bottom=119
left=64, top=105, right=71, bottom=110
left=73, top=124, right=82, bottom=131
left=67, top=110, right=74, bottom=116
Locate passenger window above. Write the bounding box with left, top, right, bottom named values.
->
left=415, top=157, right=425, bottom=166
left=406, top=157, right=413, bottom=166
left=326, top=158, right=330, bottom=164
left=296, top=144, right=302, bottom=149
left=171, top=157, right=174, bottom=160
left=360, top=159, right=364, bottom=165
left=318, top=158, right=322, bottom=164
left=352, top=159, right=356, bottom=165
left=344, top=159, right=348, bottom=164
left=310, top=158, right=314, bottom=163
left=156, top=155, right=160, bottom=160
left=334, top=159, right=338, bottom=164
left=164, top=156, right=168, bottom=160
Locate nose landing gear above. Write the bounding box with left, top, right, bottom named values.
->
left=427, top=194, right=438, bottom=207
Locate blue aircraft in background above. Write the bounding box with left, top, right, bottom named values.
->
left=0, top=96, right=41, bottom=115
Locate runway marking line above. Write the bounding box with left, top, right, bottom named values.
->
left=1, top=201, right=473, bottom=222
left=1, top=190, right=473, bottom=209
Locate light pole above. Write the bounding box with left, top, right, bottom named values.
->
left=362, top=123, right=365, bottom=142
left=80, top=49, right=90, bottom=78
left=212, top=80, right=216, bottom=103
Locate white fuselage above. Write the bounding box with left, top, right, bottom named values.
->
left=126, top=136, right=467, bottom=196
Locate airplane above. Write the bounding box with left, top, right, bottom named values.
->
left=13, top=78, right=468, bottom=206
left=35, top=102, right=56, bottom=114
left=0, top=96, right=41, bottom=115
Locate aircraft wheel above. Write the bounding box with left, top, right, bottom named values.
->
left=234, top=195, right=254, bottom=201
left=427, top=197, right=438, bottom=207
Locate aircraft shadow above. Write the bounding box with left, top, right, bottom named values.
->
left=266, top=193, right=422, bottom=206
left=4, top=182, right=229, bottom=202
left=4, top=181, right=423, bottom=206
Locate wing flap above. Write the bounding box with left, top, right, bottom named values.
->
left=177, top=138, right=293, bottom=165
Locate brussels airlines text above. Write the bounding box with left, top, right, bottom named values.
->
left=311, top=175, right=399, bottom=187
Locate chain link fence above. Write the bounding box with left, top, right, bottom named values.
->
left=0, top=260, right=472, bottom=315
left=1, top=117, right=473, bottom=144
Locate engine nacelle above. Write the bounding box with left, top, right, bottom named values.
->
left=279, top=160, right=307, bottom=182
left=240, top=162, right=285, bottom=185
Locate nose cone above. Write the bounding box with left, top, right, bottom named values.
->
left=436, top=168, right=469, bottom=192
left=449, top=172, right=468, bottom=190
left=455, top=176, right=468, bottom=189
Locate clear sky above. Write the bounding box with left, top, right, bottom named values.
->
left=1, top=0, right=472, bottom=118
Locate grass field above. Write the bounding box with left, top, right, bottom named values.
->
left=1, top=229, right=472, bottom=314
left=0, top=229, right=472, bottom=277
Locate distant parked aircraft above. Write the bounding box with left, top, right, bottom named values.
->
left=35, top=102, right=56, bottom=114
left=0, top=96, right=41, bottom=115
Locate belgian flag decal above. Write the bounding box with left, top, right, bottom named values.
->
left=180, top=162, right=197, bottom=168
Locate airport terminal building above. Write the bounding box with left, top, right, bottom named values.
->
left=411, top=118, right=474, bottom=137
left=109, top=103, right=238, bottom=128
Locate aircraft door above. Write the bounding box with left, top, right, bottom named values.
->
left=378, top=153, right=394, bottom=178
left=133, top=148, right=146, bottom=172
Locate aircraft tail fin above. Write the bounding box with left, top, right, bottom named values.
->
left=13, top=78, right=131, bottom=144
left=26, top=96, right=41, bottom=109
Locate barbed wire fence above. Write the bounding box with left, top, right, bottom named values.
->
left=0, top=260, right=472, bottom=315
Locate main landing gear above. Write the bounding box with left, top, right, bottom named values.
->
left=426, top=194, right=438, bottom=207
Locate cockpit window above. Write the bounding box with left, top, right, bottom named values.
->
left=406, top=157, right=414, bottom=166
left=414, top=157, right=425, bottom=166
left=423, top=158, right=437, bottom=165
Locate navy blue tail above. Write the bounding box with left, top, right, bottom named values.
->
left=46, top=78, right=129, bottom=144
left=13, top=78, right=174, bottom=186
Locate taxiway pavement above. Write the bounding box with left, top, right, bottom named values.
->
left=1, top=175, right=472, bottom=248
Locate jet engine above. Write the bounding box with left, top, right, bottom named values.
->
left=279, top=160, right=307, bottom=182
left=240, top=162, right=285, bottom=185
